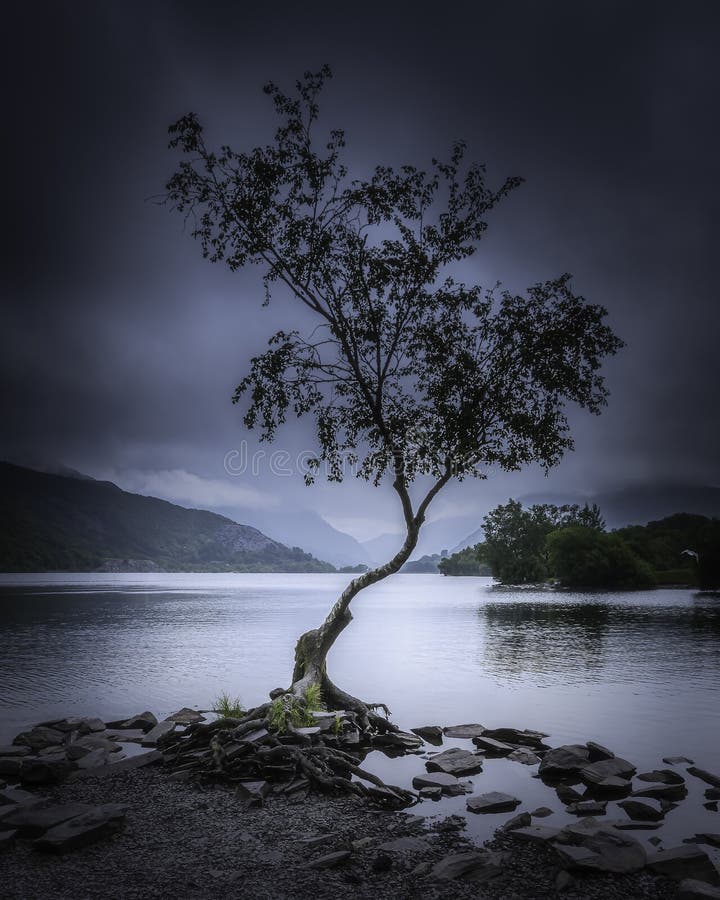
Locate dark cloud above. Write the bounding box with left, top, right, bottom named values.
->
left=3, top=0, right=719, bottom=537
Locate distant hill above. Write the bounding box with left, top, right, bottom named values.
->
left=0, top=462, right=334, bottom=573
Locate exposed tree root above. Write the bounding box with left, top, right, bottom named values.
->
left=161, top=685, right=419, bottom=809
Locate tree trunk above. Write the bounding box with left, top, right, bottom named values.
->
left=290, top=522, right=421, bottom=725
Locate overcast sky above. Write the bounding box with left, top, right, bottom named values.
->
left=3, top=1, right=719, bottom=541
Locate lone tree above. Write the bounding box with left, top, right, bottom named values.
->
left=166, top=66, right=623, bottom=729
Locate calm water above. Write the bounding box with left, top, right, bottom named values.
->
left=1, top=573, right=719, bottom=844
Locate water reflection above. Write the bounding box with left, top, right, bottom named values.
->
left=479, top=593, right=720, bottom=686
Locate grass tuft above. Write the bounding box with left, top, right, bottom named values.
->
left=213, top=691, right=244, bottom=718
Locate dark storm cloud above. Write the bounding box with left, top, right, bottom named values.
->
left=3, top=1, right=719, bottom=535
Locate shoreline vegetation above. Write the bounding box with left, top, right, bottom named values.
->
left=1, top=706, right=718, bottom=898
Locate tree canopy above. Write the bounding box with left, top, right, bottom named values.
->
left=167, top=67, right=623, bottom=523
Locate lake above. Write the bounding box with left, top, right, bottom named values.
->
left=1, top=573, right=719, bottom=845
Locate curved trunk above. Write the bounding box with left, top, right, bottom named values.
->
left=291, top=523, right=421, bottom=696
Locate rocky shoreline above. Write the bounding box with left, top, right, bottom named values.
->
left=0, top=709, right=718, bottom=899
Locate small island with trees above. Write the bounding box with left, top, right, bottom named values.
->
left=439, top=499, right=720, bottom=590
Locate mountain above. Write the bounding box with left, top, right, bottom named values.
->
left=216, top=507, right=373, bottom=569
left=0, top=462, right=334, bottom=573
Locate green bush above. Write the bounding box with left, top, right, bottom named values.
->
left=547, top=526, right=655, bottom=589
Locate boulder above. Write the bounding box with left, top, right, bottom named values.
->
left=507, top=748, right=541, bottom=765
left=426, top=747, right=484, bottom=776
left=581, top=757, right=636, bottom=784
left=419, top=786, right=442, bottom=800
left=555, top=828, right=646, bottom=874
left=430, top=850, right=505, bottom=882
left=707, top=789, right=720, bottom=801
left=688, top=768, right=720, bottom=789
left=466, top=792, right=521, bottom=814
left=411, top=725, right=443, bottom=744
left=165, top=707, right=205, bottom=725
left=443, top=724, right=485, bottom=739
left=305, top=850, right=351, bottom=869
left=105, top=711, right=157, bottom=733
left=2, top=803, right=93, bottom=838
left=141, top=721, right=176, bottom=747
left=618, top=798, right=664, bottom=821
left=538, top=745, right=591, bottom=776
left=471, top=735, right=515, bottom=755
left=637, top=768, right=685, bottom=785
left=586, top=741, right=615, bottom=761
left=33, top=804, right=127, bottom=853
left=677, top=879, right=720, bottom=899
left=633, top=783, right=688, bottom=802
left=444, top=780, right=474, bottom=797
left=647, top=845, right=720, bottom=884
left=13, top=727, right=66, bottom=750
left=501, top=812, right=531, bottom=832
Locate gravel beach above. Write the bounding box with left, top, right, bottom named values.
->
left=0, top=765, right=677, bottom=900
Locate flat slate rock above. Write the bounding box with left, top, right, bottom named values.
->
left=426, top=747, right=484, bottom=776
left=618, top=798, right=665, bottom=821
left=538, top=745, right=591, bottom=776
left=68, top=749, right=161, bottom=780
left=412, top=772, right=460, bottom=790
left=677, top=878, right=720, bottom=899
left=2, top=803, right=93, bottom=838
left=411, top=725, right=443, bottom=744
left=164, top=707, right=205, bottom=725
left=0, top=746, right=31, bottom=758
left=19, top=757, right=72, bottom=785
left=647, top=845, right=720, bottom=884
left=0, top=788, right=44, bottom=808
left=101, top=729, right=147, bottom=744
left=13, top=727, right=66, bottom=749
left=472, top=736, right=515, bottom=755
left=443, top=724, right=485, bottom=739
left=633, top=782, right=688, bottom=801
left=305, top=850, right=351, bottom=869
left=105, top=711, right=157, bottom=732
left=507, top=748, right=541, bottom=766
left=581, top=757, right=636, bottom=783
left=430, top=850, right=505, bottom=882
left=637, top=768, right=686, bottom=785
left=664, top=756, right=695, bottom=765
left=530, top=807, right=554, bottom=818
left=688, top=767, right=720, bottom=789
left=378, top=836, right=428, bottom=853
left=510, top=825, right=561, bottom=844
left=466, top=792, right=521, bottom=814
left=586, top=741, right=615, bottom=761
left=141, top=721, right=176, bottom=746
left=566, top=800, right=607, bottom=816
left=501, top=812, right=532, bottom=832
left=555, top=828, right=646, bottom=874
left=480, top=727, right=549, bottom=749
left=33, top=803, right=127, bottom=854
